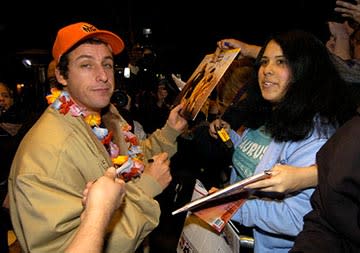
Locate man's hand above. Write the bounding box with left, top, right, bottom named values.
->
left=144, top=152, right=172, bottom=190
left=167, top=103, right=188, bottom=133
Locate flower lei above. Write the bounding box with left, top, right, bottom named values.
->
left=46, top=88, right=144, bottom=181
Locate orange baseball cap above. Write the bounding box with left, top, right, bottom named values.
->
left=52, top=22, right=125, bottom=63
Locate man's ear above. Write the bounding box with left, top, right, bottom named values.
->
left=55, top=68, right=67, bottom=87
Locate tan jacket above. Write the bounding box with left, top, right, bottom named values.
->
left=8, top=104, right=180, bottom=253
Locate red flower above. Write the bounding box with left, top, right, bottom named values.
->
left=58, top=96, right=74, bottom=115
left=102, top=131, right=113, bottom=145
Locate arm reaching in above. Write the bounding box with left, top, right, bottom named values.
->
left=65, top=167, right=126, bottom=253
left=244, top=164, right=318, bottom=194
left=335, top=0, right=360, bottom=24
left=217, top=38, right=261, bottom=59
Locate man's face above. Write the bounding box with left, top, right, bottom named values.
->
left=57, top=43, right=115, bottom=113
left=0, top=83, right=14, bottom=111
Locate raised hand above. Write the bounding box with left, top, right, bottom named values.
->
left=335, top=0, right=360, bottom=24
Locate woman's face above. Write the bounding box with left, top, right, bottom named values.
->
left=258, top=40, right=292, bottom=104
left=157, top=84, right=168, bottom=99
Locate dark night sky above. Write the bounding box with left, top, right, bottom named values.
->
left=0, top=0, right=335, bottom=83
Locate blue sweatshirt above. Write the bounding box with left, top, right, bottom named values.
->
left=229, top=116, right=336, bottom=253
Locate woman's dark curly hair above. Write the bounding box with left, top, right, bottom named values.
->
left=224, top=30, right=357, bottom=142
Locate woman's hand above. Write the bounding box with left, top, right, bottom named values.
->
left=208, top=118, right=231, bottom=139
left=244, top=164, right=318, bottom=194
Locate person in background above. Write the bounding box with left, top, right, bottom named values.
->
left=47, top=59, right=63, bottom=89
left=8, top=22, right=187, bottom=253
left=0, top=81, right=14, bottom=115
left=326, top=21, right=355, bottom=61
left=0, top=81, right=24, bottom=253
left=123, top=42, right=146, bottom=100
left=111, top=89, right=147, bottom=140
left=327, top=0, right=360, bottom=83
left=335, top=0, right=360, bottom=23
left=210, top=30, right=357, bottom=252
left=0, top=82, right=22, bottom=187
left=326, top=1, right=360, bottom=103
left=138, top=78, right=173, bottom=135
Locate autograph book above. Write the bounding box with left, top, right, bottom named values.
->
left=176, top=172, right=271, bottom=252
left=172, top=170, right=271, bottom=216
left=175, top=48, right=241, bottom=121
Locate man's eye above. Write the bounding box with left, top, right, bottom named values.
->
left=104, top=63, right=113, bottom=69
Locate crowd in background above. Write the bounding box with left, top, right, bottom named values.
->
left=1, top=1, right=360, bottom=252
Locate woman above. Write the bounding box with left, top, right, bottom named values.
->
left=209, top=30, right=357, bottom=252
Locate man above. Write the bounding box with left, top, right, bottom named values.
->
left=8, top=22, right=187, bottom=253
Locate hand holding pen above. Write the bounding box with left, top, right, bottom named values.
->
left=144, top=152, right=172, bottom=190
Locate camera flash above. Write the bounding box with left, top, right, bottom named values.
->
left=124, top=67, right=130, bottom=78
